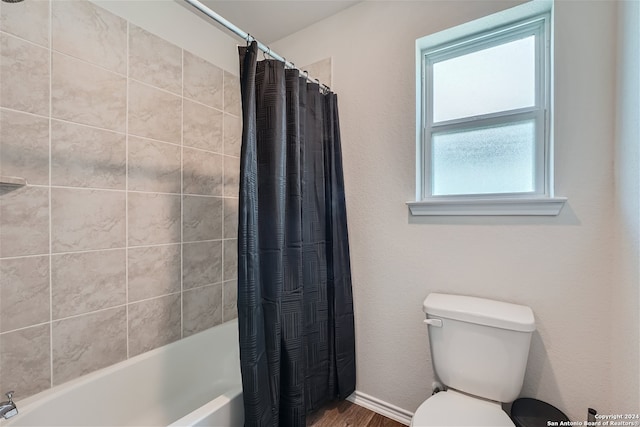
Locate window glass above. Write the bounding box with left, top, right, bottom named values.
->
left=431, top=120, right=536, bottom=195
left=432, top=35, right=536, bottom=123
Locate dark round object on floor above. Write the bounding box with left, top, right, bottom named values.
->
left=511, top=398, right=570, bottom=427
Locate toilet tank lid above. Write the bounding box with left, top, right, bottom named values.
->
left=423, top=293, right=536, bottom=332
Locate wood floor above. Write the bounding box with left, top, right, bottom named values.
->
left=307, top=400, right=406, bottom=427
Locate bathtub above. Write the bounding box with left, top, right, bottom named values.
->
left=1, top=319, right=243, bottom=427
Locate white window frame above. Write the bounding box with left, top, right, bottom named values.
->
left=408, top=1, right=566, bottom=216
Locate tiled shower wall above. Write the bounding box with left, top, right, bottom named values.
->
left=0, top=0, right=240, bottom=398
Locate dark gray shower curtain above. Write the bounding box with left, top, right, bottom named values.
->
left=237, top=41, right=356, bottom=427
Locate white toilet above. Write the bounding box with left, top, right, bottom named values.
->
left=411, top=293, right=536, bottom=427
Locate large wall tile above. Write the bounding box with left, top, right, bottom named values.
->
left=0, top=325, right=51, bottom=399
left=183, top=147, right=223, bottom=196
left=223, top=71, right=241, bottom=117
left=52, top=0, right=126, bottom=74
left=128, top=81, right=181, bottom=144
left=128, top=192, right=181, bottom=246
left=0, top=0, right=242, bottom=393
left=223, top=280, right=238, bottom=321
left=183, top=51, right=223, bottom=109
left=0, top=33, right=49, bottom=116
left=51, top=188, right=126, bottom=253
left=0, top=0, right=49, bottom=47
left=224, top=197, right=239, bottom=239
left=129, top=25, right=181, bottom=94
left=224, top=155, right=240, bottom=197
left=0, top=256, right=49, bottom=332
left=183, top=240, right=222, bottom=290
left=128, top=294, right=181, bottom=357
left=183, top=100, right=223, bottom=153
left=0, top=186, right=49, bottom=258
left=52, top=307, right=127, bottom=385
left=52, top=53, right=126, bottom=132
left=128, top=136, right=181, bottom=194
left=0, top=109, right=49, bottom=185
left=223, top=113, right=242, bottom=157
left=51, top=120, right=126, bottom=190
left=128, top=244, right=181, bottom=302
left=223, top=239, right=238, bottom=281
left=183, top=196, right=222, bottom=242
left=52, top=250, right=126, bottom=319
left=183, top=284, right=223, bottom=337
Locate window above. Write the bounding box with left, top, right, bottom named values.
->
left=409, top=1, right=566, bottom=216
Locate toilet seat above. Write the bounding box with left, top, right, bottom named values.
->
left=410, top=390, right=515, bottom=427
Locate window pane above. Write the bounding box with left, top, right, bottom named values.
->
left=432, top=121, right=536, bottom=196
left=432, top=36, right=536, bottom=123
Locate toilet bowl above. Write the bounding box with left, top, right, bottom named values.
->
left=411, top=390, right=514, bottom=427
left=412, top=293, right=536, bottom=427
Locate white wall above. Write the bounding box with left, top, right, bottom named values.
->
left=273, top=0, right=620, bottom=421
left=612, top=0, right=640, bottom=413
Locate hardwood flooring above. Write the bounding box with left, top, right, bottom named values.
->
left=307, top=400, right=407, bottom=427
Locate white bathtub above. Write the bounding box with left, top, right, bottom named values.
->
left=1, top=320, right=243, bottom=427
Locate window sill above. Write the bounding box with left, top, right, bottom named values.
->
left=407, top=197, right=567, bottom=216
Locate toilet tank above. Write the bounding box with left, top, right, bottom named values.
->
left=423, top=293, right=535, bottom=403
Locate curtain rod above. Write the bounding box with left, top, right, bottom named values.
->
left=183, top=0, right=331, bottom=92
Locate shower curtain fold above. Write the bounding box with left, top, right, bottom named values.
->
left=237, top=41, right=356, bottom=427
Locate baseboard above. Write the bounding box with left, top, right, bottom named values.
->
left=346, top=390, right=414, bottom=426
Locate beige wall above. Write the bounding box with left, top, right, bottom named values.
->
left=0, top=0, right=239, bottom=399
left=273, top=0, right=624, bottom=421
left=612, top=0, right=640, bottom=413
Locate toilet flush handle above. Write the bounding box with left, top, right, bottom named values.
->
left=423, top=318, right=442, bottom=327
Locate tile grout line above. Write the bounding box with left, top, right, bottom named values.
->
left=125, top=21, right=130, bottom=360
left=18, top=183, right=237, bottom=197
left=0, top=106, right=49, bottom=121
left=221, top=71, right=225, bottom=322
left=0, top=290, right=184, bottom=338
left=183, top=88, right=230, bottom=116
left=0, top=103, right=242, bottom=152
left=0, top=28, right=48, bottom=50
left=0, top=277, right=230, bottom=338
left=48, top=0, right=54, bottom=391
left=0, top=238, right=236, bottom=262
left=180, top=47, right=184, bottom=340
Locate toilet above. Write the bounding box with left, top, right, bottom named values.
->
left=411, top=293, right=536, bottom=427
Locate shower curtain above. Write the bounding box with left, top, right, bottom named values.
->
left=237, top=41, right=356, bottom=427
